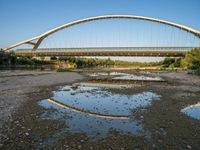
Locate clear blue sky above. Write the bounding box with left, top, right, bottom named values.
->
left=0, top=0, right=200, bottom=48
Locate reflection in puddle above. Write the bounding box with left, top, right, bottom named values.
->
left=88, top=72, right=127, bottom=77
left=88, top=72, right=164, bottom=82
left=181, top=103, right=200, bottom=120
left=84, top=71, right=165, bottom=89
left=38, top=85, right=160, bottom=139
left=80, top=80, right=144, bottom=88
left=47, top=98, right=129, bottom=119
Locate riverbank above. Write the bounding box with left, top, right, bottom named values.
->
left=0, top=70, right=200, bottom=149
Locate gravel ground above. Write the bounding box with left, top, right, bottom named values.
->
left=0, top=70, right=200, bottom=149
left=0, top=71, right=85, bottom=130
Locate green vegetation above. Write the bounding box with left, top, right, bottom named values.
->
left=0, top=50, right=16, bottom=65
left=0, top=49, right=53, bottom=66
left=56, top=68, right=72, bottom=72
left=162, top=57, right=175, bottom=67
left=160, top=48, right=200, bottom=75
left=114, top=60, right=161, bottom=68
left=181, top=48, right=200, bottom=75
left=58, top=56, right=163, bottom=68
left=59, top=56, right=115, bottom=68
left=161, top=57, right=181, bottom=70
left=181, top=48, right=200, bottom=69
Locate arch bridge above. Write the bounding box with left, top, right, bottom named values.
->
left=3, top=15, right=200, bottom=57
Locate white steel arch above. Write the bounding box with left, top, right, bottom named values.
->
left=3, top=15, right=200, bottom=51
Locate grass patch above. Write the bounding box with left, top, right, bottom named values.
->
left=56, top=68, right=72, bottom=72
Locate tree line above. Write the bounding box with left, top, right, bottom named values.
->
left=0, top=49, right=52, bottom=65
left=162, top=48, right=200, bottom=74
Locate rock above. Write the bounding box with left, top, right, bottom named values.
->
left=78, top=145, right=82, bottom=149
left=64, top=145, right=69, bottom=148
left=134, top=147, right=141, bottom=150
left=158, top=139, right=162, bottom=143
left=90, top=146, right=93, bottom=150
left=25, top=132, right=29, bottom=136
left=80, top=139, right=84, bottom=143
left=70, top=92, right=76, bottom=95
left=187, top=145, right=192, bottom=149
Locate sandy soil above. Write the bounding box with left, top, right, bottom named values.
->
left=0, top=70, right=200, bottom=149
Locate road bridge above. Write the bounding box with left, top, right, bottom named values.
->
left=15, top=47, right=192, bottom=57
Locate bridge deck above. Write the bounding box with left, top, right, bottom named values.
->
left=15, top=47, right=195, bottom=57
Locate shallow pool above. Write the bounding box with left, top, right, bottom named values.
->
left=38, top=85, right=160, bottom=139
left=181, top=103, right=200, bottom=120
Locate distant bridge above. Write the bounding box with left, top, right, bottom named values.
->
left=15, top=47, right=192, bottom=57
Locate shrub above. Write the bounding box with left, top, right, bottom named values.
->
left=15, top=57, right=35, bottom=65
left=181, top=48, right=200, bottom=69
left=57, top=68, right=72, bottom=72
left=0, top=50, right=17, bottom=65
left=162, top=57, right=175, bottom=67
left=194, top=68, right=200, bottom=75
left=174, top=58, right=181, bottom=67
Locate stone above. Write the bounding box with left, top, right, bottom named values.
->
left=187, top=145, right=192, bottom=149
left=25, top=132, right=29, bottom=136
left=80, top=139, right=84, bottom=143
left=78, top=145, right=82, bottom=149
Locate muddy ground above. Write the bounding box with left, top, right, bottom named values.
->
left=0, top=70, right=200, bottom=150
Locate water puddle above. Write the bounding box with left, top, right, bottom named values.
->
left=87, top=72, right=164, bottom=82
left=80, top=80, right=144, bottom=88
left=113, top=74, right=164, bottom=81
left=83, top=72, right=164, bottom=89
left=88, top=72, right=128, bottom=77
left=181, top=103, right=200, bottom=120
left=38, top=85, right=160, bottom=140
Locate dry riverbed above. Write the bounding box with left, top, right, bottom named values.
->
left=0, top=70, right=200, bottom=149
left=0, top=71, right=85, bottom=130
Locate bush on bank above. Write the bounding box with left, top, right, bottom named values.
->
left=180, top=48, right=200, bottom=75
left=0, top=49, right=53, bottom=66
left=56, top=68, right=72, bottom=72
left=161, top=48, right=200, bottom=74
left=0, top=50, right=16, bottom=65
left=162, top=57, right=182, bottom=68
left=58, top=56, right=115, bottom=68
left=181, top=48, right=200, bottom=69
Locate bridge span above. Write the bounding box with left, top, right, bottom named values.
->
left=15, top=47, right=192, bottom=57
